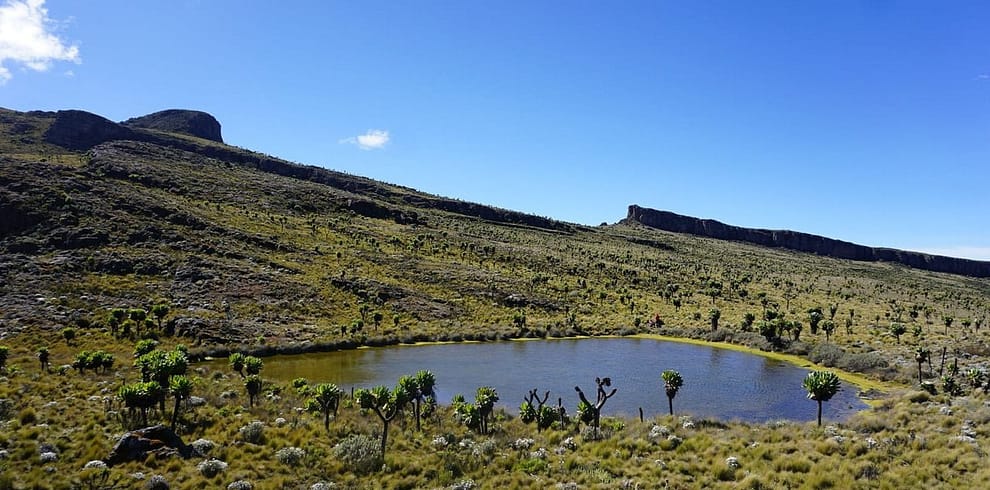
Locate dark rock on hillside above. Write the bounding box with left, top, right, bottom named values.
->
left=625, top=204, right=990, bottom=278
left=123, top=109, right=223, bottom=143
left=42, top=110, right=138, bottom=151
left=347, top=198, right=422, bottom=225
left=105, top=425, right=197, bottom=466
left=0, top=196, right=45, bottom=237
left=401, top=194, right=569, bottom=231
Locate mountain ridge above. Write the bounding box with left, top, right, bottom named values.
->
left=11, top=106, right=988, bottom=278
left=18, top=107, right=577, bottom=232
left=625, top=204, right=990, bottom=278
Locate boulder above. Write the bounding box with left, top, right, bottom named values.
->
left=105, top=424, right=196, bottom=467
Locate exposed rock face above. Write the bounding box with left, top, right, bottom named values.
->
left=626, top=204, right=990, bottom=278
left=123, top=109, right=223, bottom=143
left=105, top=425, right=197, bottom=466
left=42, top=110, right=138, bottom=150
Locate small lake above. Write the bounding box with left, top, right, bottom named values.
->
left=215, top=337, right=868, bottom=423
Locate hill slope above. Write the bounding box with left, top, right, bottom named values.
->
left=3, top=107, right=990, bottom=489
left=2, top=106, right=988, bottom=348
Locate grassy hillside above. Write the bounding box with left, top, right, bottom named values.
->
left=2, top=107, right=990, bottom=488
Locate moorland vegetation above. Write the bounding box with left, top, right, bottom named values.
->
left=1, top=107, right=990, bottom=488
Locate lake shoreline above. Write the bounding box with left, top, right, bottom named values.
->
left=631, top=333, right=891, bottom=406
left=197, top=330, right=894, bottom=408
left=205, top=334, right=870, bottom=422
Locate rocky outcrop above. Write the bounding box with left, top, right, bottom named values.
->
left=42, top=110, right=139, bottom=150
left=105, top=425, right=197, bottom=466
left=123, top=109, right=223, bottom=143
left=625, top=204, right=990, bottom=278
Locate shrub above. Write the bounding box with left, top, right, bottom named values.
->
left=238, top=421, right=265, bottom=444
left=191, top=438, right=216, bottom=456
left=244, top=356, right=263, bottom=375
left=514, top=457, right=548, bottom=474
left=292, top=378, right=309, bottom=394
left=144, top=475, right=170, bottom=490
left=275, top=447, right=306, bottom=467
left=19, top=407, right=37, bottom=425
left=333, top=434, right=382, bottom=474
left=857, top=463, right=882, bottom=481
left=471, top=439, right=497, bottom=461
left=133, top=340, right=159, bottom=358
left=197, top=458, right=228, bottom=477
left=808, top=343, right=844, bottom=367
left=511, top=438, right=535, bottom=450
left=838, top=352, right=888, bottom=373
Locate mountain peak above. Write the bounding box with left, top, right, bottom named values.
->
left=123, top=109, right=223, bottom=143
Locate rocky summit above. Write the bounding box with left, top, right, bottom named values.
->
left=123, top=109, right=224, bottom=143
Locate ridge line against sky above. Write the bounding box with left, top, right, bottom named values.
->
left=2, top=0, right=989, bottom=260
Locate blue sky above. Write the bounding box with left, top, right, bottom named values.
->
left=3, top=1, right=989, bottom=259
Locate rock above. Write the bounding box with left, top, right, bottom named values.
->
left=43, top=110, right=139, bottom=150
left=961, top=421, right=977, bottom=438
left=345, top=198, right=419, bottom=224
left=123, top=109, right=223, bottom=143
left=625, top=204, right=990, bottom=278
left=725, top=456, right=741, bottom=468
left=168, top=317, right=212, bottom=338
left=105, top=425, right=196, bottom=467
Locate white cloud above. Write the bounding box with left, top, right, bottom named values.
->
left=340, top=129, right=390, bottom=150
left=978, top=74, right=990, bottom=81
left=0, top=0, right=80, bottom=85
left=915, top=246, right=990, bottom=261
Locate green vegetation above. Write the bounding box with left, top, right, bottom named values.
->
left=2, top=107, right=990, bottom=486
left=307, top=382, right=343, bottom=432
left=354, top=383, right=408, bottom=457
left=661, top=369, right=684, bottom=416
left=803, top=371, right=842, bottom=426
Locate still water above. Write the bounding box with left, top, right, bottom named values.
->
left=217, top=337, right=867, bottom=423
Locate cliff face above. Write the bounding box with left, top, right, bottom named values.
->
left=123, top=109, right=223, bottom=143
left=626, top=204, right=990, bottom=278
left=43, top=110, right=139, bottom=150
